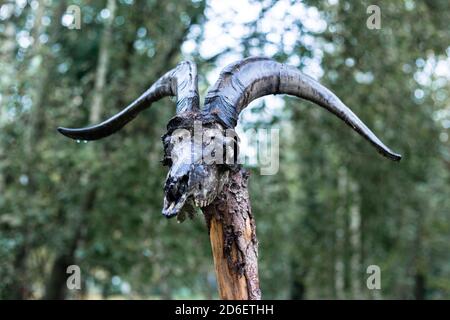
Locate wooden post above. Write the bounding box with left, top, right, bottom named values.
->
left=202, top=169, right=261, bottom=300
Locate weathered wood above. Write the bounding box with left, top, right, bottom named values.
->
left=203, top=169, right=261, bottom=300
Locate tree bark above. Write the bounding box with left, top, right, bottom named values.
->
left=202, top=169, right=261, bottom=300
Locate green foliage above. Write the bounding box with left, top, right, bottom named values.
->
left=0, top=0, right=449, bottom=299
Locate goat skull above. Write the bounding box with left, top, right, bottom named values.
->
left=58, top=57, right=401, bottom=220
left=160, top=117, right=236, bottom=218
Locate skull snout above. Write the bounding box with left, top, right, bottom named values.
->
left=165, top=174, right=189, bottom=201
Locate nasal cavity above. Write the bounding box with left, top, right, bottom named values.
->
left=166, top=174, right=189, bottom=201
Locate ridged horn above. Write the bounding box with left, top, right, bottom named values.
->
left=58, top=61, right=199, bottom=141
left=203, top=57, right=401, bottom=161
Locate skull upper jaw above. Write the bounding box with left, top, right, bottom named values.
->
left=161, top=167, right=229, bottom=220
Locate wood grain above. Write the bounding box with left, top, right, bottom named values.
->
left=203, top=169, right=261, bottom=300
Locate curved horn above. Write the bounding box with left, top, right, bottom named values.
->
left=58, top=61, right=199, bottom=141
left=204, top=57, right=401, bottom=161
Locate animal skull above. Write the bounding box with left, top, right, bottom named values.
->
left=58, top=57, right=401, bottom=220
left=160, top=118, right=237, bottom=219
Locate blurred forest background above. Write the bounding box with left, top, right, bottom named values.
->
left=1, top=0, right=449, bottom=299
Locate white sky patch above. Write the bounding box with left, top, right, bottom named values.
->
left=0, top=3, right=14, bottom=20
left=16, top=30, right=33, bottom=49
left=61, top=13, right=75, bottom=28
left=416, top=51, right=450, bottom=131
left=186, top=0, right=327, bottom=76
left=435, top=59, right=450, bottom=78
left=414, top=54, right=450, bottom=86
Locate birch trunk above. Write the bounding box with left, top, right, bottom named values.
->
left=334, top=167, right=347, bottom=299
left=90, top=0, right=116, bottom=123
left=0, top=21, right=15, bottom=210
left=349, top=181, right=362, bottom=298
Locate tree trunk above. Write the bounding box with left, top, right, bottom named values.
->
left=202, top=169, right=261, bottom=300
left=413, top=208, right=426, bottom=300
left=43, top=250, right=76, bottom=300
left=334, top=167, right=347, bottom=299
left=349, top=181, right=362, bottom=299
left=44, top=0, right=115, bottom=299
left=8, top=0, right=54, bottom=299
left=44, top=187, right=97, bottom=299
left=290, top=259, right=307, bottom=300
left=90, top=0, right=116, bottom=123
left=414, top=272, right=426, bottom=300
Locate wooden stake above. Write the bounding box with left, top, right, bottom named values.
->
left=203, top=169, right=261, bottom=300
